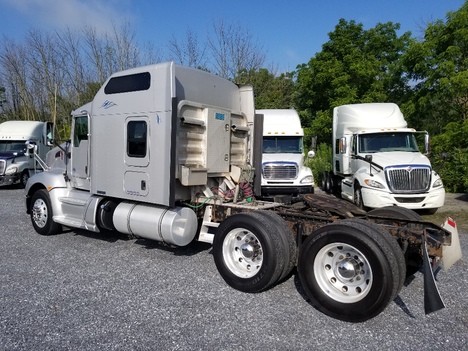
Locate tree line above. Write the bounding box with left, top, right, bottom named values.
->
left=296, top=3, right=468, bottom=193
left=0, top=3, right=467, bottom=192
left=0, top=20, right=268, bottom=139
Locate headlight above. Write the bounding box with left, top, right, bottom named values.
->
left=364, top=178, right=385, bottom=189
left=5, top=166, right=19, bottom=175
left=300, top=175, right=314, bottom=184
left=433, top=178, right=443, bottom=188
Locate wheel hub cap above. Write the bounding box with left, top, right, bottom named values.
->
left=314, top=243, right=373, bottom=303
left=241, top=241, right=258, bottom=259
left=32, top=200, right=47, bottom=228
left=337, top=258, right=360, bottom=279
left=32, top=205, right=43, bottom=220
left=222, top=229, right=263, bottom=278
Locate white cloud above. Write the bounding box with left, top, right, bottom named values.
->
left=2, top=0, right=134, bottom=35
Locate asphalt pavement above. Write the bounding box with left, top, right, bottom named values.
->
left=0, top=186, right=467, bottom=350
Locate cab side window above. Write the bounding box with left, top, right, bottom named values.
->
left=73, top=116, right=88, bottom=147
left=127, top=120, right=147, bottom=158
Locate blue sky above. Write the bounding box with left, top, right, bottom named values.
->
left=0, top=0, right=465, bottom=71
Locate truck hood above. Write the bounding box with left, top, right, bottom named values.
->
left=364, top=151, right=431, bottom=169
left=0, top=152, right=25, bottom=160
left=262, top=153, right=304, bottom=165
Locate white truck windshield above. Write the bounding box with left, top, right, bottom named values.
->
left=359, top=132, right=419, bottom=153
left=263, top=136, right=303, bottom=154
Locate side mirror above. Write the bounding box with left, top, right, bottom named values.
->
left=424, top=133, right=430, bottom=154
left=307, top=150, right=315, bottom=158
left=25, top=140, right=37, bottom=156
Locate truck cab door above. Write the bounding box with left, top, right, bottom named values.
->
left=350, top=134, right=360, bottom=174
left=71, top=114, right=90, bottom=190
left=334, top=133, right=352, bottom=175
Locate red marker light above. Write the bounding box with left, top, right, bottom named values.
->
left=447, top=217, right=456, bottom=228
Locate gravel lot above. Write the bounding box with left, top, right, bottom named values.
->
left=422, top=192, right=468, bottom=232
left=0, top=186, right=467, bottom=351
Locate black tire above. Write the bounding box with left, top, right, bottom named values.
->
left=368, top=206, right=422, bottom=221
left=19, top=170, right=29, bottom=189
left=298, top=219, right=401, bottom=322
left=321, top=171, right=328, bottom=192
left=330, top=175, right=341, bottom=197
left=325, top=173, right=332, bottom=193
left=353, top=182, right=366, bottom=210
left=329, top=174, right=336, bottom=194
left=213, top=212, right=287, bottom=293
left=30, top=189, right=62, bottom=235
left=348, top=219, right=406, bottom=295
left=256, top=211, right=297, bottom=282
left=368, top=206, right=422, bottom=277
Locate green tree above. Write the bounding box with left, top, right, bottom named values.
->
left=306, top=143, right=332, bottom=188
left=236, top=68, right=295, bottom=109
left=403, top=2, right=468, bottom=132
left=403, top=1, right=468, bottom=191
left=294, top=19, right=412, bottom=144
left=430, top=120, right=468, bottom=192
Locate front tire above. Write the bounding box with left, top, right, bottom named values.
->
left=321, top=171, right=329, bottom=192
left=213, top=212, right=288, bottom=293
left=298, top=220, right=402, bottom=322
left=353, top=183, right=366, bottom=210
left=19, top=170, right=29, bottom=188
left=30, top=189, right=62, bottom=235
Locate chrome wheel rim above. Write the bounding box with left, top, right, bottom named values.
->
left=222, top=228, right=263, bottom=278
left=32, top=198, right=48, bottom=228
left=314, top=242, right=373, bottom=303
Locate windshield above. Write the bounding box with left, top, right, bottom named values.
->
left=358, top=132, right=419, bottom=153
left=0, top=141, right=27, bottom=154
left=263, top=136, right=303, bottom=154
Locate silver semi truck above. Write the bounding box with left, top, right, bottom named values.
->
left=25, top=63, right=461, bottom=322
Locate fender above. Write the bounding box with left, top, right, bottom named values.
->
left=25, top=168, right=69, bottom=213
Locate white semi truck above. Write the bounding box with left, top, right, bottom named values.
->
left=257, top=109, right=314, bottom=200
left=322, top=103, right=445, bottom=213
left=0, top=120, right=54, bottom=188
left=25, top=63, right=461, bottom=322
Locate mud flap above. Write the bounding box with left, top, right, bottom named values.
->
left=441, top=217, right=463, bottom=271
left=422, top=240, right=445, bottom=314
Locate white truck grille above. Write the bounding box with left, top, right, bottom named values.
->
left=386, top=166, right=431, bottom=193
left=0, top=160, right=5, bottom=175
left=263, top=163, right=298, bottom=180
